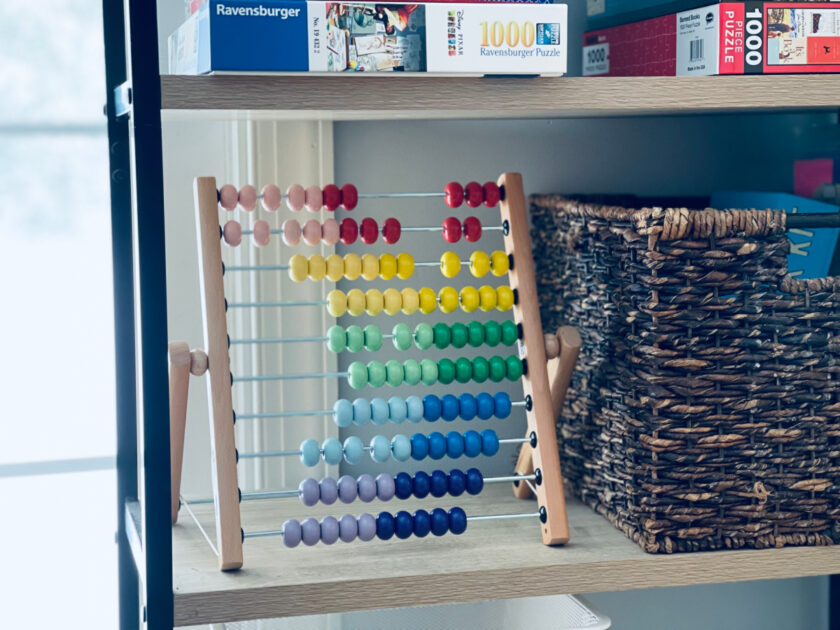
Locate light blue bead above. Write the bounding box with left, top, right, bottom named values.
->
left=343, top=436, right=364, bottom=465
left=389, top=396, right=407, bottom=423
left=333, top=399, right=353, bottom=428
left=405, top=395, right=424, bottom=423
left=370, top=398, right=390, bottom=425
left=391, top=434, right=411, bottom=462
left=370, top=435, right=391, bottom=463
left=352, top=398, right=371, bottom=426
left=322, top=437, right=343, bottom=465
left=300, top=439, right=321, bottom=467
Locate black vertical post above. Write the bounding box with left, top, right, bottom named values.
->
left=831, top=575, right=840, bottom=630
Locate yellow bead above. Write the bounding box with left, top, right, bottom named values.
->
left=379, top=254, right=397, bottom=281
left=478, top=285, right=497, bottom=311
left=325, top=254, right=344, bottom=282
left=440, top=251, right=461, bottom=278
left=491, top=251, right=510, bottom=277
left=344, top=253, right=362, bottom=281
left=438, top=286, right=459, bottom=314
left=383, top=288, right=402, bottom=315
left=469, top=251, right=491, bottom=278
left=419, top=287, right=437, bottom=314
left=459, top=286, right=480, bottom=313
left=397, top=253, right=415, bottom=280
left=308, top=254, right=326, bottom=281
left=347, top=288, right=366, bottom=317
left=288, top=254, right=308, bottom=283
left=401, top=288, right=420, bottom=315
left=365, top=289, right=384, bottom=316
left=496, top=286, right=515, bottom=311
left=361, top=253, right=380, bottom=281
left=327, top=289, right=347, bottom=317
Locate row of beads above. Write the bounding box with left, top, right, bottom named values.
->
left=441, top=251, right=510, bottom=279
left=281, top=507, right=467, bottom=547
left=289, top=253, right=414, bottom=283
left=333, top=392, right=513, bottom=427
left=326, top=285, right=515, bottom=318
left=345, top=355, right=524, bottom=389
left=445, top=182, right=500, bottom=208
left=219, top=183, right=359, bottom=213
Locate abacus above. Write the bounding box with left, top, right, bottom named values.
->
left=180, top=173, right=572, bottom=571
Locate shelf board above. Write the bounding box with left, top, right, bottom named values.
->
left=173, top=485, right=840, bottom=626
left=161, top=75, right=840, bottom=120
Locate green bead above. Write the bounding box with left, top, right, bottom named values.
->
left=367, top=360, right=387, bottom=388
left=472, top=356, right=489, bottom=383
left=403, top=359, right=422, bottom=386
left=455, top=357, right=473, bottom=384
left=414, top=323, right=434, bottom=350
left=392, top=323, right=413, bottom=351
left=437, top=358, right=456, bottom=385
left=386, top=359, right=405, bottom=387
left=420, top=359, right=439, bottom=386
left=347, top=361, right=368, bottom=389
left=346, top=325, right=365, bottom=353
left=433, top=322, right=451, bottom=349
left=505, top=355, right=524, bottom=381
left=467, top=321, right=485, bottom=348
left=450, top=322, right=468, bottom=349
left=364, top=324, right=383, bottom=352
left=484, top=321, right=502, bottom=347
left=488, top=356, right=506, bottom=383
left=500, top=320, right=519, bottom=347
left=327, top=325, right=346, bottom=353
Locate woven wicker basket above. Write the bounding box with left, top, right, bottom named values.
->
left=530, top=195, right=840, bottom=553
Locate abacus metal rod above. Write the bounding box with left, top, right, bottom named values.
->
left=233, top=372, right=346, bottom=383
left=235, top=400, right=527, bottom=420
left=240, top=225, right=505, bottom=236
left=230, top=334, right=395, bottom=345
left=225, top=261, right=473, bottom=272
left=238, top=438, right=529, bottom=459
left=227, top=300, right=328, bottom=308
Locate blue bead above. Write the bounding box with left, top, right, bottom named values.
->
left=412, top=471, right=430, bottom=498
left=463, top=430, right=482, bottom=458
left=458, top=393, right=477, bottom=420
left=300, top=439, right=321, bottom=467
left=446, top=431, right=465, bottom=459
left=430, top=507, right=448, bottom=536
left=466, top=468, right=484, bottom=495
left=333, top=399, right=353, bottom=428
left=476, top=393, right=494, bottom=420
left=391, top=434, right=411, bottom=462
left=370, top=435, right=391, bottom=463
left=449, top=507, right=467, bottom=535
left=428, top=431, right=446, bottom=460
left=413, top=509, right=431, bottom=537
left=370, top=398, right=389, bottom=425
left=394, top=472, right=413, bottom=499
left=430, top=470, right=448, bottom=498
left=423, top=395, right=441, bottom=421
left=322, top=438, right=343, bottom=465
left=405, top=395, right=424, bottom=422
left=440, top=394, right=459, bottom=421
left=342, top=436, right=364, bottom=464
left=376, top=511, right=395, bottom=540
left=388, top=396, right=407, bottom=423
left=481, top=429, right=499, bottom=456
left=493, top=392, right=512, bottom=419
left=448, top=469, right=466, bottom=496
left=352, top=398, right=372, bottom=425
left=410, top=433, right=429, bottom=461
left=394, top=510, right=413, bottom=539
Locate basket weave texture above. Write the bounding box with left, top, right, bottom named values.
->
left=531, top=195, right=840, bottom=553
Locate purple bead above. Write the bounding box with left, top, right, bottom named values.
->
left=282, top=519, right=301, bottom=548
left=339, top=513, right=358, bottom=542
left=319, top=477, right=338, bottom=505
left=376, top=473, right=396, bottom=501
left=357, top=513, right=377, bottom=542
left=357, top=473, right=377, bottom=502
left=338, top=475, right=358, bottom=503
left=320, top=516, right=340, bottom=545
left=301, top=517, right=320, bottom=546
left=299, top=478, right=320, bottom=507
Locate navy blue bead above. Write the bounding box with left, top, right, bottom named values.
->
left=448, top=469, right=466, bottom=496
left=493, top=392, right=512, bottom=419
left=376, top=511, right=395, bottom=540
left=410, top=433, right=429, bottom=461
left=394, top=472, right=413, bottom=499
left=476, top=392, right=494, bottom=420
left=481, top=429, right=500, bottom=456
left=430, top=470, right=448, bottom=498
left=430, top=507, right=449, bottom=536
left=440, top=394, right=459, bottom=421
left=463, top=430, right=482, bottom=457
left=449, top=507, right=468, bottom=535
left=413, top=471, right=431, bottom=498
left=413, top=509, right=431, bottom=538
left=423, top=394, right=441, bottom=421
left=446, top=431, right=465, bottom=459
left=458, top=393, right=477, bottom=420
left=428, top=431, right=446, bottom=460
left=466, top=467, right=484, bottom=495
left=394, top=510, right=413, bottom=539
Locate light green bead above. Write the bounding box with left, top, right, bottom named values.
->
left=347, top=361, right=368, bottom=389
left=343, top=436, right=364, bottom=464
left=364, top=324, right=383, bottom=352
left=420, top=358, right=439, bottom=386
left=327, top=325, right=346, bottom=353
left=346, top=325, right=365, bottom=353
left=367, top=360, right=387, bottom=388
left=403, top=359, right=421, bottom=386
left=391, top=434, right=411, bottom=462
left=386, top=359, right=405, bottom=387
left=370, top=435, right=391, bottom=463
left=392, top=322, right=413, bottom=351
left=414, top=323, right=434, bottom=350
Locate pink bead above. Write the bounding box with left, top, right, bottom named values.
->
left=219, top=185, right=238, bottom=211
left=282, top=219, right=302, bottom=246
left=222, top=220, right=242, bottom=247
left=237, top=185, right=257, bottom=211
left=321, top=218, right=340, bottom=246
left=305, top=185, right=323, bottom=213
left=303, top=219, right=322, bottom=245
left=286, top=184, right=305, bottom=212
left=253, top=220, right=271, bottom=247
left=261, top=184, right=283, bottom=212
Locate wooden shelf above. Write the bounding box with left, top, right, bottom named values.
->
left=161, top=75, right=840, bottom=120
left=173, top=485, right=840, bottom=626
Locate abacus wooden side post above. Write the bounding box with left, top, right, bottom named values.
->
left=169, top=342, right=191, bottom=525
left=498, top=172, right=570, bottom=545
left=194, top=177, right=243, bottom=570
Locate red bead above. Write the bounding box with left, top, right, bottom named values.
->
left=444, top=182, right=464, bottom=208
left=360, top=217, right=379, bottom=245
left=323, top=184, right=341, bottom=211
left=382, top=218, right=401, bottom=244
left=464, top=182, right=483, bottom=208
left=482, top=182, right=501, bottom=207
left=340, top=218, right=358, bottom=245
left=442, top=217, right=462, bottom=243
left=340, top=184, right=358, bottom=210
left=463, top=216, right=482, bottom=242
